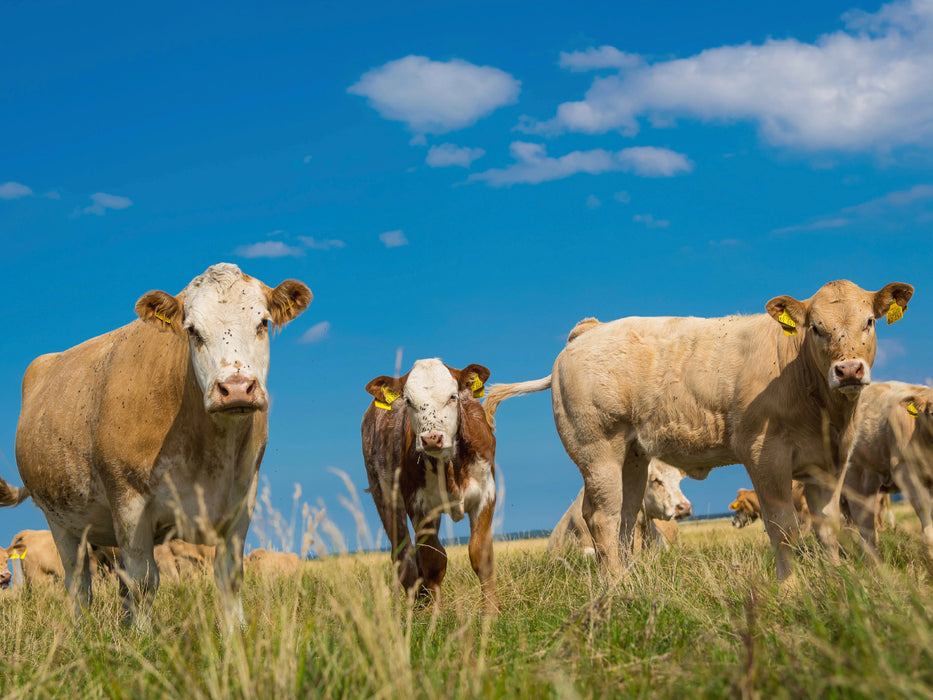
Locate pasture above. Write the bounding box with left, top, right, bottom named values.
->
left=1, top=505, right=932, bottom=699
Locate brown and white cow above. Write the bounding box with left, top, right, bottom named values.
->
left=362, top=358, right=498, bottom=610
left=484, top=281, right=913, bottom=581
left=730, top=481, right=810, bottom=530
left=843, top=381, right=933, bottom=568
left=548, top=459, right=691, bottom=554
left=0, top=263, right=310, bottom=627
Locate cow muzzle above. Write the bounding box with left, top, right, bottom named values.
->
left=209, top=375, right=266, bottom=413
left=0, top=570, right=10, bottom=588
left=830, top=359, right=869, bottom=396
left=420, top=431, right=446, bottom=453
left=674, top=501, right=692, bottom=520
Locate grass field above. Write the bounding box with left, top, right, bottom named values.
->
left=1, top=505, right=932, bottom=699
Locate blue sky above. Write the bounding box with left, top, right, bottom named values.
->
left=2, top=0, right=933, bottom=553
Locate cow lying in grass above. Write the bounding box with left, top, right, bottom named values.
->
left=549, top=459, right=691, bottom=554
left=843, top=381, right=933, bottom=569
left=362, top=358, right=498, bottom=611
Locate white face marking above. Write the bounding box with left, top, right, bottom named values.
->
left=404, top=359, right=459, bottom=458
left=182, top=264, right=272, bottom=413
left=643, top=461, right=690, bottom=520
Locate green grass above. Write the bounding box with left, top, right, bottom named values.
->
left=1, top=507, right=932, bottom=699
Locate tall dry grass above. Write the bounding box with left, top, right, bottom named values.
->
left=0, top=499, right=931, bottom=699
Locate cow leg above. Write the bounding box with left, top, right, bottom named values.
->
left=891, top=462, right=933, bottom=571
left=802, top=479, right=841, bottom=565
left=412, top=512, right=446, bottom=606
left=113, top=503, right=159, bottom=629
left=746, top=459, right=798, bottom=581
left=369, top=472, right=418, bottom=592
left=214, top=509, right=251, bottom=633
left=580, top=467, right=623, bottom=577
left=620, top=453, right=649, bottom=557
left=48, top=522, right=92, bottom=615
left=843, top=464, right=883, bottom=560
left=468, top=500, right=499, bottom=612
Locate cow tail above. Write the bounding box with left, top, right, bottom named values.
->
left=482, top=375, right=553, bottom=428
left=0, top=476, right=29, bottom=507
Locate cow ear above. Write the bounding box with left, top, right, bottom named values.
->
left=266, top=280, right=313, bottom=329
left=904, top=395, right=929, bottom=418
left=458, top=364, right=491, bottom=397
left=873, top=282, right=913, bottom=324
left=365, top=375, right=406, bottom=408
left=136, top=291, right=184, bottom=335
left=765, top=295, right=808, bottom=336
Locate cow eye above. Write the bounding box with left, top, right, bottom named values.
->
left=810, top=324, right=823, bottom=338
left=652, top=478, right=663, bottom=485
left=258, top=319, right=269, bottom=335
left=448, top=394, right=458, bottom=403
left=186, top=326, right=204, bottom=344
left=865, top=318, right=874, bottom=330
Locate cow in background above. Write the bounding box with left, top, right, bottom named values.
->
left=245, top=549, right=303, bottom=576
left=843, top=381, right=933, bottom=569
left=0, top=263, right=311, bottom=628
left=549, top=459, right=691, bottom=554
left=484, top=281, right=913, bottom=581
left=362, top=359, right=498, bottom=611
left=730, top=481, right=810, bottom=530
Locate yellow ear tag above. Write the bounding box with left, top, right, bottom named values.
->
left=778, top=309, right=797, bottom=336
left=154, top=311, right=172, bottom=325
left=470, top=375, right=484, bottom=398
left=729, top=501, right=739, bottom=511
left=374, top=387, right=400, bottom=410
left=887, top=302, right=904, bottom=325
left=10, top=549, right=25, bottom=560
left=907, top=401, right=919, bottom=418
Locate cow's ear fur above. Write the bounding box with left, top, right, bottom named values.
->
left=266, top=280, right=313, bottom=329
left=136, top=290, right=184, bottom=335
left=457, top=364, right=491, bottom=392
left=872, top=282, right=913, bottom=320
left=365, top=374, right=407, bottom=402
left=765, top=295, right=808, bottom=335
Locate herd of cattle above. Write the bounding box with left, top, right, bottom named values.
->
left=0, top=265, right=932, bottom=625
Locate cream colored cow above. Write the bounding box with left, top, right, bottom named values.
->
left=485, top=281, right=913, bottom=581
left=549, top=459, right=691, bottom=554
left=843, top=381, right=933, bottom=568
left=0, top=263, right=311, bottom=627
left=244, top=548, right=303, bottom=576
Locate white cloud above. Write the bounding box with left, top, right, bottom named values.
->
left=379, top=229, right=408, bottom=248
left=82, top=192, right=133, bottom=215
left=558, top=46, right=644, bottom=72
left=0, top=182, right=33, bottom=199
left=614, top=190, right=631, bottom=204
left=773, top=218, right=850, bottom=234
left=842, top=183, right=933, bottom=215
left=633, top=213, right=670, bottom=228
left=348, top=55, right=520, bottom=134
left=298, top=236, right=346, bottom=250
left=409, top=134, right=427, bottom=146
left=299, top=321, right=331, bottom=344
left=234, top=241, right=304, bottom=258
left=586, top=195, right=602, bottom=209
left=425, top=143, right=486, bottom=168
left=530, top=0, right=933, bottom=152
left=875, top=338, right=907, bottom=368
left=44, top=190, right=61, bottom=200
left=469, top=141, right=692, bottom=186
left=775, top=182, right=933, bottom=232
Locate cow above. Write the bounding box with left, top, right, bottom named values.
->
left=0, top=263, right=311, bottom=628
left=730, top=481, right=810, bottom=530
left=483, top=280, right=913, bottom=581
left=362, top=358, right=498, bottom=611
left=842, top=381, right=933, bottom=569
left=549, top=459, right=691, bottom=554
left=244, top=548, right=303, bottom=576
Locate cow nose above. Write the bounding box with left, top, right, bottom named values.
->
left=213, top=375, right=259, bottom=409
left=833, top=360, right=865, bottom=383
left=675, top=501, right=692, bottom=519
left=0, top=571, right=10, bottom=588
left=421, top=432, right=445, bottom=450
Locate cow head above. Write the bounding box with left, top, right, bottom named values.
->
left=766, top=280, right=913, bottom=399
left=729, top=488, right=760, bottom=528
left=136, top=263, right=312, bottom=414
left=0, top=547, right=10, bottom=589
left=643, top=460, right=692, bottom=520
left=366, top=359, right=490, bottom=460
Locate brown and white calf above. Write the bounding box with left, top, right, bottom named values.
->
left=0, top=263, right=310, bottom=627
left=843, top=381, right=933, bottom=568
left=548, top=459, right=691, bottom=554
left=484, top=281, right=913, bottom=581
left=730, top=481, right=809, bottom=530
left=361, top=358, right=498, bottom=610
